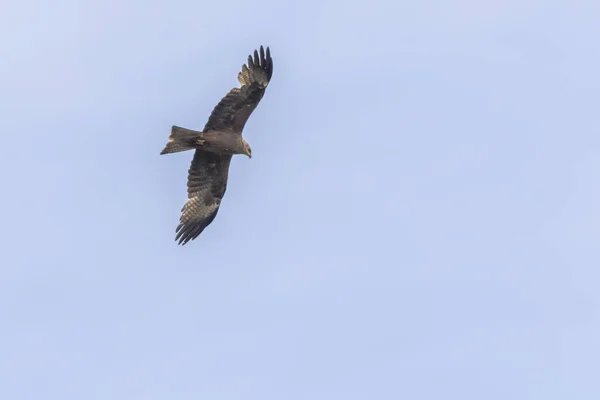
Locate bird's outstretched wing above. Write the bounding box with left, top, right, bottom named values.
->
left=175, top=151, right=232, bottom=245
left=203, top=46, right=273, bottom=134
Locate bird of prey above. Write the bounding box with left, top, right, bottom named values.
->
left=160, top=46, right=273, bottom=245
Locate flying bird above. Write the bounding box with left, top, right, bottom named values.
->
left=160, top=46, right=273, bottom=245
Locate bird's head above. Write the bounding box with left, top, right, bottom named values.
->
left=242, top=139, right=252, bottom=158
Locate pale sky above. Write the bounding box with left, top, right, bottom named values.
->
left=1, top=0, right=599, bottom=399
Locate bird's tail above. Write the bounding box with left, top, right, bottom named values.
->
left=160, top=126, right=204, bottom=155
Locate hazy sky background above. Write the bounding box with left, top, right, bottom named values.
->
left=1, top=0, right=599, bottom=398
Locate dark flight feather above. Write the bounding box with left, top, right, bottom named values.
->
left=203, top=45, right=273, bottom=134
left=175, top=151, right=232, bottom=245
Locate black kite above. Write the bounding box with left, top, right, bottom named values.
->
left=160, top=46, right=273, bottom=245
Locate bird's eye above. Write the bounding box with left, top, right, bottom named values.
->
left=248, top=148, right=252, bottom=153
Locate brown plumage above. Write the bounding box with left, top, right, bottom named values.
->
left=160, top=46, right=273, bottom=245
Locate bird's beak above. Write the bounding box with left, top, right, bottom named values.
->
left=247, top=151, right=252, bottom=159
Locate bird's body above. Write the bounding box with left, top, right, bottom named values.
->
left=199, top=130, right=249, bottom=156
left=160, top=46, right=273, bottom=245
left=162, top=127, right=250, bottom=157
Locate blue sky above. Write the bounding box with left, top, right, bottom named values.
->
left=1, top=0, right=599, bottom=398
